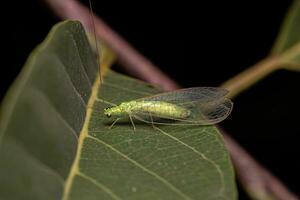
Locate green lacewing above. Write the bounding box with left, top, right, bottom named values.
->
left=101, top=87, right=233, bottom=130
left=88, top=2, right=233, bottom=130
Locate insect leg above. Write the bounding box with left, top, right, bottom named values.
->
left=109, top=118, right=120, bottom=129
left=129, top=115, right=136, bottom=131
left=149, top=112, right=155, bottom=128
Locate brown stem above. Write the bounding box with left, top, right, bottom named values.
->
left=222, top=130, right=299, bottom=200
left=44, top=0, right=299, bottom=199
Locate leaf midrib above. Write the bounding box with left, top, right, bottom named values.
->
left=62, top=72, right=101, bottom=200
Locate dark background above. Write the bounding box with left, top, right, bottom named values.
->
left=1, top=0, right=299, bottom=199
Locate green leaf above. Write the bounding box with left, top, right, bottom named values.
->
left=221, top=0, right=300, bottom=99
left=0, top=21, right=237, bottom=200
left=272, top=0, right=300, bottom=54
left=271, top=0, right=300, bottom=71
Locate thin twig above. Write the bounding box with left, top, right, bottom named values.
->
left=43, top=0, right=299, bottom=199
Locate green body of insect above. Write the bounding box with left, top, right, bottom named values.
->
left=104, top=100, right=191, bottom=119
left=100, top=87, right=233, bottom=129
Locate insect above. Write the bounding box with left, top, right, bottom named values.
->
left=88, top=1, right=233, bottom=130
left=102, top=87, right=233, bottom=130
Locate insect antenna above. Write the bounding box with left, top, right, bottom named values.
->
left=88, top=0, right=102, bottom=83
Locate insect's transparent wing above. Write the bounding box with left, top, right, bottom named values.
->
left=136, top=87, right=229, bottom=104
left=134, top=96, right=233, bottom=125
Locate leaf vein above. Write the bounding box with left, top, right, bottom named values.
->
left=153, top=126, right=225, bottom=195
left=11, top=137, right=65, bottom=186
left=77, top=171, right=122, bottom=200
left=51, top=53, right=88, bottom=107
left=34, top=88, right=79, bottom=140
left=86, top=135, right=193, bottom=200
left=68, top=31, right=93, bottom=87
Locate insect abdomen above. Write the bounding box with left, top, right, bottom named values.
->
left=129, top=101, right=190, bottom=119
